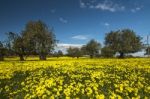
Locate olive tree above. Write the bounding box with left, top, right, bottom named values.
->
left=6, top=32, right=26, bottom=61
left=83, top=39, right=101, bottom=58
left=0, top=41, right=7, bottom=61
left=105, top=29, right=142, bottom=58
left=22, top=20, right=57, bottom=60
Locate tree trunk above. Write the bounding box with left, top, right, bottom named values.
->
left=39, top=54, right=46, bottom=60
left=19, top=54, right=24, bottom=61
left=119, top=52, right=124, bottom=58
left=0, top=54, right=4, bottom=61
left=90, top=55, right=93, bottom=58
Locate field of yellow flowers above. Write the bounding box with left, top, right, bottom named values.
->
left=0, top=57, right=150, bottom=99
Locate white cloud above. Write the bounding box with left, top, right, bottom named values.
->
left=72, top=35, right=88, bottom=40
left=131, top=9, right=136, bottom=13
left=55, top=43, right=84, bottom=53
left=79, top=0, right=86, bottom=8
left=136, top=7, right=141, bottom=11
left=50, top=9, right=56, bottom=13
left=95, top=1, right=125, bottom=12
left=95, top=3, right=115, bottom=12
left=131, top=51, right=145, bottom=57
left=57, top=43, right=83, bottom=49
left=131, top=6, right=142, bottom=13
left=79, top=0, right=125, bottom=12
left=59, top=17, right=68, bottom=24
left=89, top=5, right=95, bottom=9
left=104, top=22, right=110, bottom=26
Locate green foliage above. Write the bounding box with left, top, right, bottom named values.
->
left=101, top=46, right=115, bottom=58
left=0, top=41, right=7, bottom=61
left=57, top=50, right=63, bottom=57
left=53, top=50, right=63, bottom=58
left=145, top=47, right=150, bottom=55
left=105, top=29, right=142, bottom=58
left=83, top=39, right=101, bottom=58
left=81, top=45, right=87, bottom=55
left=22, top=20, right=57, bottom=60
left=67, top=47, right=82, bottom=58
left=6, top=32, right=25, bottom=61
left=5, top=32, right=17, bottom=56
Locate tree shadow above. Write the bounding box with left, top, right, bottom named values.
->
left=0, top=67, right=54, bottom=98
left=0, top=71, right=30, bottom=98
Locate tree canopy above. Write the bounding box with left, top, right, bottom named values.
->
left=83, top=39, right=101, bottom=58
left=104, top=29, right=142, bottom=58
left=67, top=47, right=82, bottom=58
left=101, top=46, right=115, bottom=58
left=22, top=20, right=57, bottom=60
left=53, top=50, right=63, bottom=58
left=0, top=41, right=7, bottom=61
left=145, top=47, right=150, bottom=56
left=6, top=32, right=25, bottom=61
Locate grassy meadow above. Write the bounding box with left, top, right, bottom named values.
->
left=0, top=57, right=150, bottom=98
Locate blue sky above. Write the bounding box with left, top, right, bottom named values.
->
left=0, top=0, right=150, bottom=48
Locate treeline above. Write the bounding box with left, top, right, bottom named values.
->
left=0, top=20, right=148, bottom=61
left=47, top=29, right=149, bottom=58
